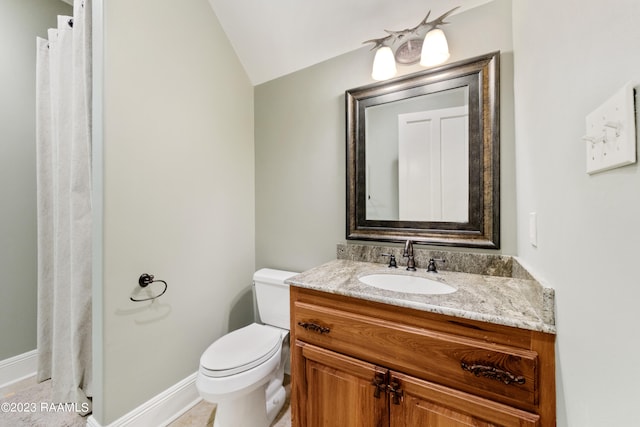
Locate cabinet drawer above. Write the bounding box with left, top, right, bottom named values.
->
left=293, top=300, right=538, bottom=410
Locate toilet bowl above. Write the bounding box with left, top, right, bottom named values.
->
left=196, top=269, right=298, bottom=427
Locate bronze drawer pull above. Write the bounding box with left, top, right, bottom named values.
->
left=297, top=321, right=330, bottom=334
left=461, top=362, right=526, bottom=385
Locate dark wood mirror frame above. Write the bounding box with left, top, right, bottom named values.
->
left=346, top=51, right=500, bottom=248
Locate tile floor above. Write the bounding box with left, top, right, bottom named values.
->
left=0, top=376, right=86, bottom=427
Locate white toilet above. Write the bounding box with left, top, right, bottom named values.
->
left=196, top=268, right=298, bottom=427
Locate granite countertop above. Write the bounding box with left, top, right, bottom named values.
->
left=287, top=259, right=556, bottom=334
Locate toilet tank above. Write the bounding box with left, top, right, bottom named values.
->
left=254, top=268, right=298, bottom=330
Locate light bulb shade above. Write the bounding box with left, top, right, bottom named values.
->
left=420, top=28, right=450, bottom=67
left=371, top=46, right=397, bottom=81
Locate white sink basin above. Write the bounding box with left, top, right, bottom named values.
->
left=359, top=273, right=456, bottom=295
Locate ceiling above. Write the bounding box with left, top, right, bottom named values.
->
left=207, top=0, right=493, bottom=85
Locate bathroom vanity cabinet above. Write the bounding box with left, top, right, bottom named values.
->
left=290, top=286, right=555, bottom=427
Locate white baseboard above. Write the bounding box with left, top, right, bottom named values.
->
left=86, top=372, right=201, bottom=427
left=0, top=349, right=38, bottom=389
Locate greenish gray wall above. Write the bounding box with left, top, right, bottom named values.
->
left=96, top=0, right=255, bottom=423
left=255, top=0, right=515, bottom=272
left=0, top=0, right=72, bottom=361
left=513, top=1, right=640, bottom=425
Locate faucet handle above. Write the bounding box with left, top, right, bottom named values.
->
left=427, top=258, right=446, bottom=273
left=381, top=253, right=398, bottom=268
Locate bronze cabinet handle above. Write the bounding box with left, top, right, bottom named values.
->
left=388, top=379, right=403, bottom=405
left=297, top=321, right=330, bottom=334
left=461, top=361, right=526, bottom=385
left=371, top=372, right=387, bottom=399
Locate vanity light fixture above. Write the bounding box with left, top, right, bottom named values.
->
left=364, top=7, right=458, bottom=81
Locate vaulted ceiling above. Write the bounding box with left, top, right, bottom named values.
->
left=207, top=0, right=493, bottom=85
left=63, top=0, right=493, bottom=85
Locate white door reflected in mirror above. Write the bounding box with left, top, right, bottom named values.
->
left=365, top=86, right=469, bottom=222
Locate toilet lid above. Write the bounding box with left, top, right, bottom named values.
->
left=200, top=323, right=282, bottom=377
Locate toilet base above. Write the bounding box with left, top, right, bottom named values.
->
left=212, top=380, right=285, bottom=427
left=266, top=382, right=286, bottom=422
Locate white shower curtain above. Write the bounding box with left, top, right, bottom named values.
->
left=35, top=0, right=92, bottom=413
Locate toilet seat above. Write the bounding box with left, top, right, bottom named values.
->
left=200, top=323, right=282, bottom=378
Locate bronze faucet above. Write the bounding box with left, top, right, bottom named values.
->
left=403, top=240, right=416, bottom=271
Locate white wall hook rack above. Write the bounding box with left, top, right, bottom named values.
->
left=583, top=81, right=638, bottom=174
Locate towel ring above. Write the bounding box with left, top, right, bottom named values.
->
left=130, top=273, right=168, bottom=302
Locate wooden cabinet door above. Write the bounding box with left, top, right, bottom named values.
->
left=389, top=371, right=540, bottom=427
left=295, top=342, right=389, bottom=427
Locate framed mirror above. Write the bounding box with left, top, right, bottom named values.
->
left=346, top=51, right=500, bottom=248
